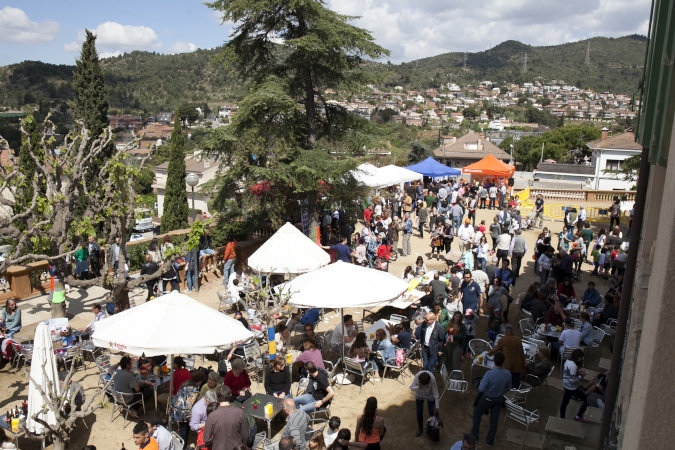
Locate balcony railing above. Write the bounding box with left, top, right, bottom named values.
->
left=535, top=163, right=596, bottom=175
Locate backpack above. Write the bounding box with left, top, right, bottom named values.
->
left=610, top=203, right=620, bottom=218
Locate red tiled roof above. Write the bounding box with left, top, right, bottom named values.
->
left=587, top=132, right=642, bottom=150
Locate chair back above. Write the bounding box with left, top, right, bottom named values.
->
left=170, top=431, right=184, bottom=450
left=344, top=357, right=365, bottom=375
left=522, top=341, right=539, bottom=361
left=389, top=314, right=407, bottom=324
left=494, top=334, right=505, bottom=345
left=572, top=318, right=583, bottom=331
left=590, top=326, right=606, bottom=346
left=305, top=418, right=328, bottom=441
left=446, top=378, right=468, bottom=393
left=468, top=339, right=492, bottom=356
left=562, top=346, right=582, bottom=360
left=243, top=340, right=262, bottom=359
left=504, top=399, right=538, bottom=426
left=522, top=336, right=547, bottom=348
left=519, top=318, right=535, bottom=335
left=507, top=384, right=532, bottom=404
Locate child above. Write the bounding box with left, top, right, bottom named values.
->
left=324, top=416, right=341, bottom=446
left=462, top=309, right=479, bottom=359
left=591, top=245, right=601, bottom=276
left=60, top=325, right=74, bottom=347
left=599, top=247, right=609, bottom=279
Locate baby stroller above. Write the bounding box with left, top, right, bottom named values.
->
left=524, top=211, right=536, bottom=230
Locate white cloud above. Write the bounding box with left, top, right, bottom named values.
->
left=168, top=41, right=198, bottom=54
left=63, top=21, right=162, bottom=55
left=326, top=0, right=651, bottom=63
left=99, top=51, right=122, bottom=59
left=0, top=6, right=61, bottom=44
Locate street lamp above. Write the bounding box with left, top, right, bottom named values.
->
left=186, top=173, right=199, bottom=293
left=509, top=144, right=514, bottom=166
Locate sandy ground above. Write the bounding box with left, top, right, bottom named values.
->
left=0, top=206, right=620, bottom=449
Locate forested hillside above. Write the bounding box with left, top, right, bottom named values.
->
left=0, top=35, right=647, bottom=112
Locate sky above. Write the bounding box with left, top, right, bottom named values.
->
left=0, top=0, right=652, bottom=67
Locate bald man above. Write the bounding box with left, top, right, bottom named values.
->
left=414, top=312, right=446, bottom=371
left=281, top=398, right=309, bottom=449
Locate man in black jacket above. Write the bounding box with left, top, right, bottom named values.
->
left=414, top=312, right=446, bottom=371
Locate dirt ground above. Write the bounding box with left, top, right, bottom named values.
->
left=0, top=206, right=618, bottom=449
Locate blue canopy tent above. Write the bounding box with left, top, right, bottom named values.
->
left=405, top=157, right=461, bottom=178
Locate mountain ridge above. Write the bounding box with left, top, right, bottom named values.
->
left=0, top=35, right=647, bottom=112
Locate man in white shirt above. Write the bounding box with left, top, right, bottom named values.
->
left=146, top=415, right=175, bottom=450
left=79, top=303, right=108, bottom=337
left=556, top=318, right=583, bottom=354
left=331, top=314, right=356, bottom=349
left=457, top=219, right=475, bottom=253
left=471, top=263, right=490, bottom=295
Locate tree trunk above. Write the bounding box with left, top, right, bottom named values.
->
left=53, top=435, right=67, bottom=450
left=112, top=281, right=130, bottom=311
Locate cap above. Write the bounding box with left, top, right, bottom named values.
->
left=465, top=219, right=470, bottom=223
left=61, top=325, right=71, bottom=333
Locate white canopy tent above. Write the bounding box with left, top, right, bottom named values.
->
left=281, top=261, right=409, bottom=308
left=351, top=163, right=389, bottom=188
left=27, top=322, right=61, bottom=436
left=378, top=164, right=423, bottom=185
left=248, top=222, right=330, bottom=274
left=92, top=292, right=254, bottom=428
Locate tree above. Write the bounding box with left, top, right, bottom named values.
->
left=207, top=0, right=389, bottom=149
left=176, top=105, right=200, bottom=124
left=205, top=0, right=388, bottom=229
left=71, top=30, right=113, bottom=220
left=14, top=113, right=45, bottom=215
left=160, top=116, right=190, bottom=233
left=463, top=107, right=479, bottom=120
left=0, top=116, right=188, bottom=316
left=407, top=141, right=433, bottom=164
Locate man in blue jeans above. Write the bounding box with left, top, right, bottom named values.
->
left=292, top=362, right=335, bottom=413
left=414, top=313, right=445, bottom=372
left=471, top=351, right=512, bottom=446
left=199, top=229, right=215, bottom=274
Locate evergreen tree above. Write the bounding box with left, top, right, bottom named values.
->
left=71, top=30, right=112, bottom=219
left=72, top=30, right=109, bottom=138
left=161, top=117, right=189, bottom=233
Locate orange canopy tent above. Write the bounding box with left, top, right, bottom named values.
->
left=462, top=154, right=516, bottom=177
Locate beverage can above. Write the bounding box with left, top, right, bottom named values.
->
left=264, top=403, right=273, bottom=418
left=153, top=366, right=160, bottom=378
left=285, top=353, right=292, bottom=364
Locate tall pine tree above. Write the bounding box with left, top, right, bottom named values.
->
left=72, top=30, right=112, bottom=220
left=160, top=116, right=189, bottom=233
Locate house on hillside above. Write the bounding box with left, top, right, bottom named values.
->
left=434, top=131, right=511, bottom=169
left=532, top=129, right=641, bottom=190
left=152, top=156, right=222, bottom=217
left=139, top=124, right=174, bottom=140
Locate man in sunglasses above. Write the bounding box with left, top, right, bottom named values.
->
left=461, top=271, right=484, bottom=316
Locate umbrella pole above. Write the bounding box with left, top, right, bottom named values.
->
left=341, top=308, right=345, bottom=369
left=167, top=354, right=174, bottom=431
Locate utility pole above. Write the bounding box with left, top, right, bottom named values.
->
left=540, top=142, right=545, bottom=163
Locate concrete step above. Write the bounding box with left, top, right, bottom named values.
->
left=598, top=357, right=611, bottom=372
left=505, top=428, right=546, bottom=449
left=546, top=416, right=586, bottom=442
left=585, top=407, right=603, bottom=424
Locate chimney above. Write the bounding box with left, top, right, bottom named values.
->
left=452, top=136, right=457, bottom=144
left=601, top=127, right=609, bottom=141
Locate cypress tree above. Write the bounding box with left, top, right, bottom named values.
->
left=160, top=116, right=189, bottom=233
left=72, top=30, right=112, bottom=219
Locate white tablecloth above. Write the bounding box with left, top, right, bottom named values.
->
left=364, top=319, right=395, bottom=346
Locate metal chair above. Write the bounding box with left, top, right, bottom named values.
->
left=241, top=341, right=265, bottom=385
left=376, top=351, right=406, bottom=384
left=600, top=318, right=618, bottom=337
left=494, top=334, right=505, bottom=345
left=110, top=389, right=145, bottom=428
left=217, top=290, right=235, bottom=313
left=559, top=346, right=583, bottom=376
left=96, top=354, right=120, bottom=375
left=519, top=318, right=536, bottom=338
left=79, top=340, right=100, bottom=365
left=515, top=292, right=527, bottom=322
left=521, top=341, right=540, bottom=362
left=389, top=314, right=407, bottom=324
left=58, top=345, right=84, bottom=371
left=468, top=339, right=492, bottom=356
left=170, top=431, right=184, bottom=450
left=343, top=357, right=375, bottom=394
left=501, top=399, right=541, bottom=450
left=525, top=365, right=555, bottom=409
left=324, top=359, right=342, bottom=390
left=572, top=318, right=583, bottom=331
left=304, top=418, right=328, bottom=442
left=522, top=336, right=549, bottom=349
left=10, top=340, right=33, bottom=373
left=504, top=383, right=532, bottom=406
left=439, top=365, right=468, bottom=412
left=588, top=326, right=606, bottom=348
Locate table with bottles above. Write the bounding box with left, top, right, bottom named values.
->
left=2, top=402, right=27, bottom=449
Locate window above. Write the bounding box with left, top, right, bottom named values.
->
left=605, top=159, right=621, bottom=171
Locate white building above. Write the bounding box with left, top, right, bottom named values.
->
left=586, top=128, right=642, bottom=190
left=153, top=156, right=222, bottom=218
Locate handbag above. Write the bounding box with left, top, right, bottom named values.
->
left=425, top=413, right=443, bottom=442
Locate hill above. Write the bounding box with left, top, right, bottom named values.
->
left=0, top=36, right=647, bottom=112
left=380, top=35, right=647, bottom=94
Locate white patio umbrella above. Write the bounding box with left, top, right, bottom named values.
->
left=281, top=261, right=409, bottom=380
left=248, top=222, right=330, bottom=274
left=27, top=322, right=61, bottom=435
left=281, top=261, right=409, bottom=308
left=92, top=291, right=254, bottom=428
